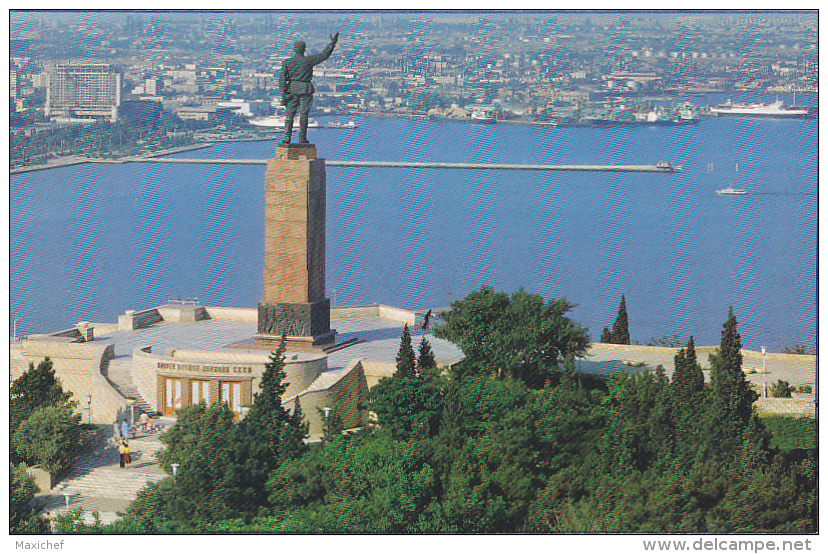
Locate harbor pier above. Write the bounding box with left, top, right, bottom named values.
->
left=127, top=158, right=682, bottom=172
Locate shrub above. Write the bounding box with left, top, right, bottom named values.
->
left=10, top=462, right=49, bottom=534
left=769, top=380, right=793, bottom=398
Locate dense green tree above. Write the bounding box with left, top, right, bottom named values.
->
left=610, top=295, right=631, bottom=344
left=153, top=402, right=249, bottom=523
left=12, top=405, right=82, bottom=474
left=369, top=327, right=444, bottom=439
left=417, top=336, right=437, bottom=373
left=764, top=417, right=816, bottom=452
left=248, top=337, right=290, bottom=419
left=434, top=286, right=589, bottom=388
left=369, top=373, right=443, bottom=440
left=704, top=308, right=762, bottom=464
left=10, top=463, right=49, bottom=534
left=665, top=336, right=708, bottom=467
left=242, top=335, right=308, bottom=465
left=707, top=455, right=816, bottom=533
left=600, top=327, right=612, bottom=343
left=671, top=336, right=704, bottom=402
left=11, top=358, right=74, bottom=434
left=396, top=324, right=418, bottom=378
left=235, top=336, right=309, bottom=510
left=266, top=434, right=439, bottom=533
left=599, top=369, right=670, bottom=475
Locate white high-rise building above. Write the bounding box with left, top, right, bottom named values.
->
left=144, top=78, right=160, bottom=96
left=46, top=63, right=121, bottom=121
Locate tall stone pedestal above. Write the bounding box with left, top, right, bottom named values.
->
left=255, top=144, right=335, bottom=350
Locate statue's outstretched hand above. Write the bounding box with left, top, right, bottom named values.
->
left=331, top=32, right=339, bottom=43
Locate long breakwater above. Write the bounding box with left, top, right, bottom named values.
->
left=125, top=158, right=682, bottom=172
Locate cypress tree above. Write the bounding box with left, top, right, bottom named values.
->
left=705, top=308, right=761, bottom=463
left=249, top=335, right=289, bottom=418
left=418, top=336, right=436, bottom=372
left=292, top=396, right=307, bottom=430
left=710, top=308, right=756, bottom=426
left=611, top=295, right=631, bottom=345
left=671, top=336, right=704, bottom=402
left=395, top=324, right=417, bottom=378
left=243, top=334, right=307, bottom=466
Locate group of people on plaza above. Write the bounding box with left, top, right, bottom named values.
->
left=112, top=412, right=156, bottom=469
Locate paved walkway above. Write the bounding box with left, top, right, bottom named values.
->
left=38, top=423, right=172, bottom=525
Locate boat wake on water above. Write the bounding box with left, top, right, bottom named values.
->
left=745, top=190, right=817, bottom=197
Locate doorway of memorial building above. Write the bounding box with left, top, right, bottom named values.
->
left=220, top=381, right=242, bottom=419
left=191, top=379, right=211, bottom=406
left=164, top=377, right=183, bottom=416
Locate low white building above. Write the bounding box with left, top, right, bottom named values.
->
left=10, top=303, right=463, bottom=441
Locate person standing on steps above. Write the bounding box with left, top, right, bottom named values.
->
left=279, top=32, right=339, bottom=145
left=120, top=419, right=129, bottom=440
left=118, top=440, right=126, bottom=469
left=113, top=420, right=120, bottom=441
left=123, top=441, right=132, bottom=468
left=138, top=412, right=148, bottom=434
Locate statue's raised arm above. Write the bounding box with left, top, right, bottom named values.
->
left=279, top=32, right=340, bottom=145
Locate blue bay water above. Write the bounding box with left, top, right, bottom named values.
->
left=9, top=106, right=817, bottom=351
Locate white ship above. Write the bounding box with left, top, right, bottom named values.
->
left=326, top=120, right=359, bottom=129
left=716, top=186, right=747, bottom=196
left=470, top=109, right=496, bottom=123
left=249, top=115, right=320, bottom=128
left=710, top=99, right=810, bottom=118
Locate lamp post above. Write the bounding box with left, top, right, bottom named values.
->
left=86, top=394, right=93, bottom=424
left=62, top=492, right=75, bottom=511
left=761, top=346, right=767, bottom=397
left=12, top=318, right=19, bottom=343
left=171, top=463, right=180, bottom=482
left=323, top=407, right=332, bottom=440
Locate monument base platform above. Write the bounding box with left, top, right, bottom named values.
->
left=258, top=299, right=331, bottom=336
left=252, top=331, right=337, bottom=352
left=275, top=143, right=317, bottom=160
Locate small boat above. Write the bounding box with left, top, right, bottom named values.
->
left=716, top=186, right=747, bottom=196
left=656, top=161, right=682, bottom=171
left=715, top=162, right=747, bottom=195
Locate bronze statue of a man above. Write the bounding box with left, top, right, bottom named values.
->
left=279, top=33, right=339, bottom=145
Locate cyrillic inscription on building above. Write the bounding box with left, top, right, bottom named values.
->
left=157, top=362, right=253, bottom=374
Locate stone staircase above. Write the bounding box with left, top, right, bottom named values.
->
left=104, top=357, right=157, bottom=416
left=323, top=337, right=364, bottom=353
left=41, top=428, right=169, bottom=525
